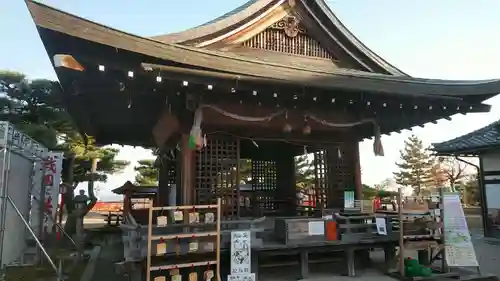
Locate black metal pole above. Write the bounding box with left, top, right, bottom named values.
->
left=455, top=156, right=489, bottom=237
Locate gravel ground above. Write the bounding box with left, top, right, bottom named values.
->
left=469, top=230, right=500, bottom=277
left=91, top=242, right=127, bottom=281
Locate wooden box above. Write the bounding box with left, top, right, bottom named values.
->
left=274, top=218, right=326, bottom=245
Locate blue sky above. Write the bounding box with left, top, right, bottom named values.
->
left=2, top=0, right=500, bottom=200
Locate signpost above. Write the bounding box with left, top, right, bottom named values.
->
left=42, top=152, right=63, bottom=234
left=229, top=231, right=254, bottom=281
left=442, top=192, right=479, bottom=268
left=344, top=190, right=355, bottom=209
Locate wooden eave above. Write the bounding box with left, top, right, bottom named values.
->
left=150, top=0, right=407, bottom=76
left=26, top=0, right=500, bottom=102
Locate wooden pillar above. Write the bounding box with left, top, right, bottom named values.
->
left=157, top=159, right=170, bottom=207
left=276, top=147, right=296, bottom=216
left=180, top=134, right=195, bottom=205
left=122, top=191, right=131, bottom=217
left=353, top=141, right=363, bottom=200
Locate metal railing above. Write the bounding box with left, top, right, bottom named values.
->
left=6, top=195, right=62, bottom=280
left=30, top=195, right=77, bottom=250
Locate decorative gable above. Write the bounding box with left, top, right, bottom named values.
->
left=241, top=15, right=337, bottom=60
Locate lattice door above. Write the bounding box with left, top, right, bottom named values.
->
left=251, top=160, right=277, bottom=213
left=157, top=150, right=178, bottom=206
left=325, top=145, right=354, bottom=209
left=195, top=138, right=239, bottom=219
left=162, top=151, right=178, bottom=187
left=313, top=150, right=328, bottom=210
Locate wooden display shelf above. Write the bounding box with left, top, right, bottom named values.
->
left=151, top=204, right=218, bottom=211
left=146, top=198, right=221, bottom=281
left=151, top=231, right=218, bottom=240
left=403, top=235, right=437, bottom=240
left=396, top=188, right=448, bottom=279
left=150, top=260, right=217, bottom=271
left=403, top=240, right=440, bottom=250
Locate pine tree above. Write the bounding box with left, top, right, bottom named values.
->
left=134, top=159, right=158, bottom=185
left=393, top=135, right=435, bottom=195
left=295, top=155, right=314, bottom=189
left=1, top=70, right=128, bottom=234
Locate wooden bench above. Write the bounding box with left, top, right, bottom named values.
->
left=251, top=238, right=398, bottom=280
left=102, top=212, right=123, bottom=226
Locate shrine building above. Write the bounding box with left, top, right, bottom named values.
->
left=433, top=121, right=500, bottom=238
left=27, top=0, right=500, bottom=219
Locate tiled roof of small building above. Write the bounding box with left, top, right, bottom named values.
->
left=432, top=120, right=500, bottom=155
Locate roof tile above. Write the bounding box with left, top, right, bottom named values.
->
left=432, top=120, right=500, bottom=154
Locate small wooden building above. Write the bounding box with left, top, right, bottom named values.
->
left=27, top=0, right=500, bottom=219
left=433, top=120, right=500, bottom=238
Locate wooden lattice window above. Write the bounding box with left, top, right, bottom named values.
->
left=325, top=145, right=355, bottom=209
left=313, top=150, right=328, bottom=209
left=251, top=160, right=278, bottom=212
left=195, top=138, right=239, bottom=218
left=242, top=16, right=336, bottom=59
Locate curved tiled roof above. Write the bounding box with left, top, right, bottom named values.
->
left=432, top=120, right=500, bottom=155
left=26, top=0, right=500, bottom=100
left=150, top=0, right=408, bottom=76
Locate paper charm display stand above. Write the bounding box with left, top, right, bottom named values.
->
left=391, top=188, right=480, bottom=281
left=145, top=198, right=221, bottom=281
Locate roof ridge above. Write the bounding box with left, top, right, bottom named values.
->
left=314, top=0, right=408, bottom=76
left=150, top=0, right=275, bottom=43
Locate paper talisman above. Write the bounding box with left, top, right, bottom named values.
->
left=204, top=270, right=214, bottom=281
left=205, top=212, right=214, bottom=223
left=189, top=272, right=198, bottom=281
left=156, top=242, right=167, bottom=255
left=188, top=212, right=200, bottom=223
left=157, top=216, right=168, bottom=227
left=189, top=241, right=199, bottom=252
left=203, top=242, right=214, bottom=252
left=173, top=211, right=183, bottom=221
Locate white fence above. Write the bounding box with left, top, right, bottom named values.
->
left=0, top=121, right=62, bottom=266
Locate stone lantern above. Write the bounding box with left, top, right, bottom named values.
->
left=74, top=189, right=89, bottom=250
